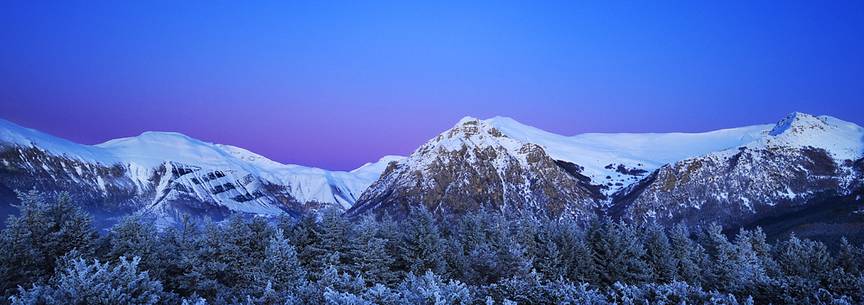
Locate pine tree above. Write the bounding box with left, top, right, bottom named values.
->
left=0, top=191, right=98, bottom=297
left=776, top=234, right=833, bottom=279
left=323, top=288, right=373, bottom=305
left=836, top=238, right=862, bottom=276
left=532, top=227, right=565, bottom=281
left=256, top=229, right=306, bottom=293
left=305, top=208, right=352, bottom=277
left=182, top=216, right=271, bottom=300
left=396, top=207, right=446, bottom=275
left=291, top=213, right=323, bottom=278
left=105, top=215, right=161, bottom=278
left=396, top=271, right=471, bottom=305
left=553, top=219, right=597, bottom=284
left=158, top=214, right=201, bottom=297
left=348, top=217, right=398, bottom=286
left=362, top=284, right=400, bottom=305
left=737, top=227, right=780, bottom=277
left=318, top=265, right=366, bottom=296
left=731, top=229, right=769, bottom=298
left=642, top=223, right=676, bottom=283
left=544, top=280, right=608, bottom=305
left=482, top=270, right=552, bottom=305
left=667, top=223, right=705, bottom=286
left=10, top=256, right=165, bottom=305
left=587, top=219, right=651, bottom=286
left=447, top=210, right=531, bottom=285
left=699, top=223, right=742, bottom=292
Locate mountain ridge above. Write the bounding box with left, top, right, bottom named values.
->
left=2, top=112, right=862, bottom=230
left=350, top=112, right=864, bottom=232
left=0, top=118, right=402, bottom=225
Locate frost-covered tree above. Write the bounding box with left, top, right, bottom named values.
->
left=667, top=223, right=705, bottom=286
left=295, top=209, right=352, bottom=279
left=836, top=238, right=862, bottom=276
left=736, top=227, right=780, bottom=278
left=361, top=284, right=400, bottom=305
left=481, top=271, right=552, bottom=305
left=587, top=219, right=650, bottom=286
left=824, top=268, right=864, bottom=304
left=10, top=256, right=164, bottom=305
left=156, top=214, right=200, bottom=297
left=544, top=280, right=608, bottom=305
left=446, top=210, right=531, bottom=285
left=531, top=222, right=565, bottom=281
left=289, top=214, right=322, bottom=278
left=776, top=234, right=833, bottom=279
left=347, top=217, right=398, bottom=286
left=104, top=215, right=161, bottom=277
left=397, top=271, right=471, bottom=305
left=323, top=288, right=373, bottom=305
left=315, top=209, right=353, bottom=270
left=255, top=229, right=306, bottom=294
left=699, top=223, right=746, bottom=292
left=642, top=223, right=676, bottom=283
left=606, top=281, right=752, bottom=305
left=3, top=193, right=862, bottom=304
left=0, top=191, right=98, bottom=297
left=552, top=219, right=597, bottom=284
left=182, top=215, right=272, bottom=300
left=396, top=207, right=446, bottom=275
left=731, top=228, right=770, bottom=297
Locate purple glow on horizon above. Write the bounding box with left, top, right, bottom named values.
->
left=1, top=1, right=862, bottom=170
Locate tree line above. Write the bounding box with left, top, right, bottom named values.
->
left=1, top=191, right=862, bottom=304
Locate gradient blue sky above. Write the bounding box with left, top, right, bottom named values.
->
left=1, top=1, right=862, bottom=170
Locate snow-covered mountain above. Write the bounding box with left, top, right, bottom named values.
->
left=349, top=113, right=864, bottom=229
left=4, top=112, right=862, bottom=232
left=476, top=116, right=771, bottom=195
left=348, top=117, right=606, bottom=220
left=611, top=112, right=864, bottom=227
left=0, top=118, right=402, bottom=225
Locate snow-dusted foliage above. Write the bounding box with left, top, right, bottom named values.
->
left=2, top=191, right=864, bottom=305
left=0, top=190, right=98, bottom=297
left=10, top=257, right=165, bottom=305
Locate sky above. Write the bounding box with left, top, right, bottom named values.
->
left=1, top=1, right=862, bottom=170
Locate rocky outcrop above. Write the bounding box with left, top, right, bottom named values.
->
left=347, top=118, right=605, bottom=220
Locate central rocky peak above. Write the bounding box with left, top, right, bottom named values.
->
left=347, top=117, right=604, bottom=219
left=416, top=117, right=523, bottom=159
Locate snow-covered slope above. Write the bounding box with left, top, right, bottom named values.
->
left=0, top=119, right=116, bottom=163
left=610, top=112, right=864, bottom=226
left=351, top=112, right=864, bottom=223
left=484, top=116, right=771, bottom=195
left=5, top=111, right=862, bottom=229
left=0, top=118, right=399, bottom=223
left=761, top=112, right=863, bottom=160
left=349, top=115, right=773, bottom=218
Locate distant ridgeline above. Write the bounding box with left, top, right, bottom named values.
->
left=1, top=112, right=863, bottom=242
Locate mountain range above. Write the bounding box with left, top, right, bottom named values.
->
left=0, top=118, right=403, bottom=226
left=1, top=112, right=862, bottom=237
